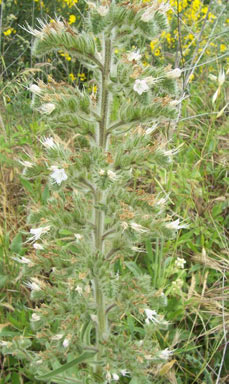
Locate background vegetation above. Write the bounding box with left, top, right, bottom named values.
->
left=0, top=0, right=228, bottom=383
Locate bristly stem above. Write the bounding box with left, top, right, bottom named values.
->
left=93, top=35, right=112, bottom=375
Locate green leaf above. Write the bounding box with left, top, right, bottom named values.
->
left=0, top=330, right=20, bottom=337
left=41, top=185, right=50, bottom=204
left=58, top=229, right=73, bottom=236
left=20, top=178, right=34, bottom=194
left=0, top=275, right=8, bottom=288
left=10, top=233, right=22, bottom=254
left=11, top=372, right=21, bottom=384
left=125, top=261, right=142, bottom=277
left=35, top=351, right=96, bottom=381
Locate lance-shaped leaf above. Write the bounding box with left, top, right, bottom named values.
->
left=32, top=24, right=102, bottom=70
left=120, top=103, right=176, bottom=123
left=35, top=351, right=96, bottom=381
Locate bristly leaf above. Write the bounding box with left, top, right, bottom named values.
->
left=35, top=351, right=96, bottom=381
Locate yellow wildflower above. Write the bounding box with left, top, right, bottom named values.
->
left=92, top=85, right=97, bottom=93
left=62, top=0, right=78, bottom=8
left=150, top=40, right=158, bottom=52
left=69, top=15, right=76, bottom=24
left=69, top=73, right=76, bottom=81
left=78, top=73, right=86, bottom=81
left=220, top=44, right=227, bottom=53
left=59, top=51, right=72, bottom=61
left=3, top=28, right=16, bottom=36
left=208, top=12, right=216, bottom=21
left=154, top=49, right=161, bottom=57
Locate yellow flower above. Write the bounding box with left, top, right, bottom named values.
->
left=78, top=73, right=86, bottom=81
left=154, top=49, right=161, bottom=57
left=92, top=85, right=97, bottom=93
left=150, top=40, right=158, bottom=52
left=3, top=28, right=16, bottom=36
left=69, top=14, right=76, bottom=24
left=220, top=44, right=227, bottom=53
left=208, top=12, right=216, bottom=21
left=69, top=73, right=76, bottom=81
left=189, top=74, right=195, bottom=82
left=62, top=0, right=78, bottom=8
left=59, top=51, right=72, bottom=61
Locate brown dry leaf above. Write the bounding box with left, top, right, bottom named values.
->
left=188, top=273, right=196, bottom=299
left=0, top=323, right=11, bottom=330
left=159, top=360, right=176, bottom=376
left=166, top=368, right=178, bottom=384
left=0, top=303, right=14, bottom=311
left=79, top=272, right=87, bottom=280
left=106, top=152, right=114, bottom=164
left=130, top=66, right=143, bottom=79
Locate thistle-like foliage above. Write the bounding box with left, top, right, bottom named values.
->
left=2, top=1, right=184, bottom=383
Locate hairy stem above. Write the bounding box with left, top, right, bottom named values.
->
left=93, top=35, right=113, bottom=374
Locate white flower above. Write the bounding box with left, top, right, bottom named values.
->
left=165, top=219, right=188, bottom=230
left=99, top=169, right=105, bottom=176
left=33, top=243, right=44, bottom=250
left=74, top=233, right=83, bottom=242
left=97, top=5, right=109, bottom=16
left=63, top=338, right=70, bottom=348
left=29, top=226, right=50, bottom=242
left=133, top=79, right=149, bottom=95
left=39, top=103, right=56, bottom=115
left=29, top=84, right=42, bottom=95
left=25, top=281, right=41, bottom=292
left=120, top=369, right=130, bottom=377
left=31, top=313, right=41, bottom=322
left=127, top=49, right=142, bottom=62
left=144, top=308, right=160, bottom=325
left=12, top=256, right=32, bottom=265
left=158, top=348, right=174, bottom=360
left=51, top=334, right=64, bottom=340
left=41, top=137, right=58, bottom=149
left=175, top=257, right=186, bottom=269
left=90, top=314, right=98, bottom=322
left=172, top=278, right=183, bottom=289
left=75, top=285, right=83, bottom=295
left=106, top=371, right=112, bottom=381
left=107, top=170, right=118, bottom=181
left=130, top=222, right=149, bottom=233
left=166, top=68, right=182, bottom=79
left=112, top=373, right=119, bottom=381
left=50, top=167, right=68, bottom=185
